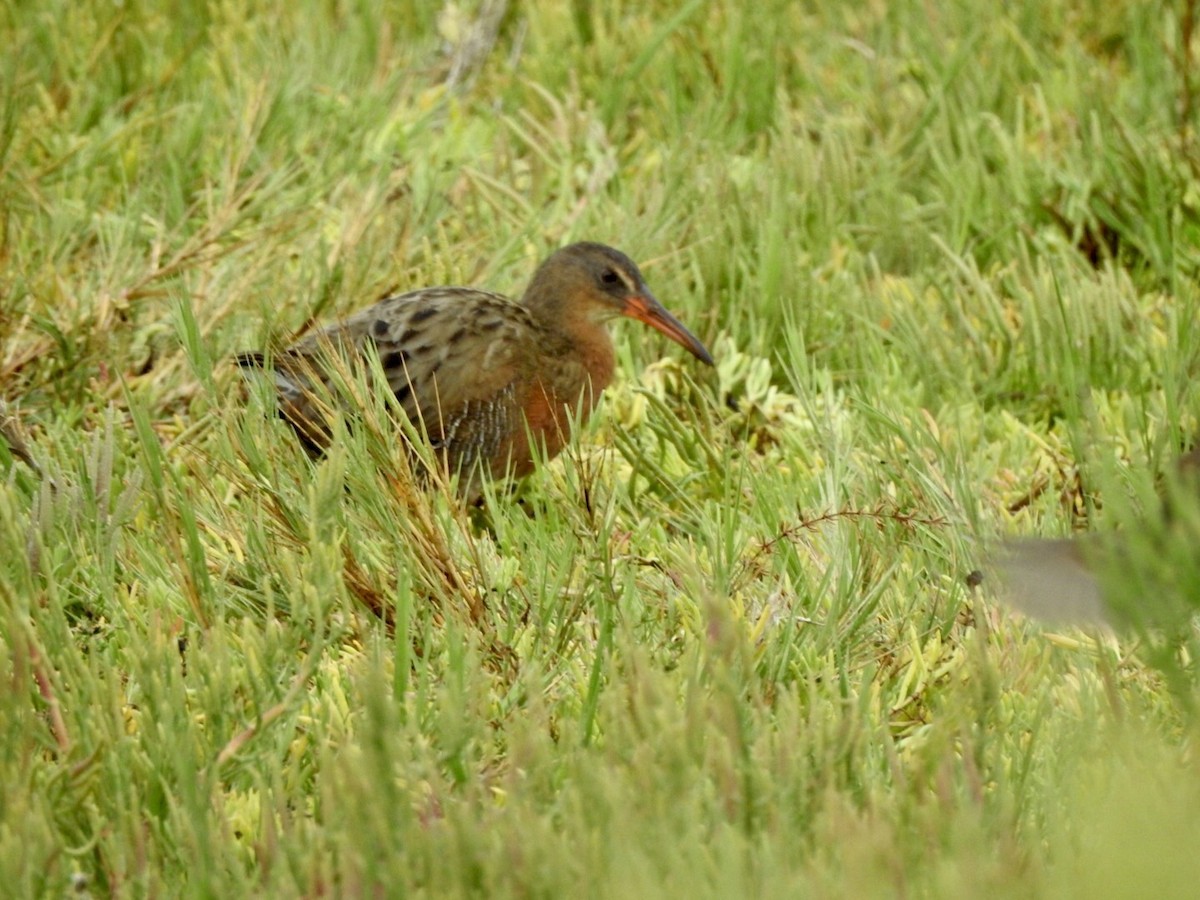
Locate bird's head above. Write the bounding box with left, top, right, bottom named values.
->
left=524, top=242, right=714, bottom=366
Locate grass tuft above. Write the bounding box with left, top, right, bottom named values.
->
left=5, top=0, right=1200, bottom=895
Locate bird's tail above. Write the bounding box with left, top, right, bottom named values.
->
left=234, top=351, right=267, bottom=370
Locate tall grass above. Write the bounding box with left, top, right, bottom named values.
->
left=4, top=0, right=1200, bottom=895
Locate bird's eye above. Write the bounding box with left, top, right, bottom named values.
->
left=600, top=268, right=621, bottom=286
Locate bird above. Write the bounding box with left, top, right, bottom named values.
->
left=992, top=448, right=1200, bottom=627
left=237, top=242, right=714, bottom=500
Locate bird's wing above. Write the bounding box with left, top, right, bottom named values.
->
left=282, top=288, right=538, bottom=470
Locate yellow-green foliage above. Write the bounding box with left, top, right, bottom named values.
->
left=4, top=0, right=1200, bottom=896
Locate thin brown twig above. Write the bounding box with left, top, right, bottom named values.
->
left=1178, top=0, right=1198, bottom=145
left=28, top=639, right=71, bottom=753
left=0, top=400, right=45, bottom=479
left=443, top=0, right=509, bottom=91
left=214, top=649, right=321, bottom=770
left=734, top=505, right=950, bottom=590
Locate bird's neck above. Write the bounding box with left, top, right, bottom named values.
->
left=547, top=309, right=616, bottom=397
left=571, top=321, right=617, bottom=397
left=522, top=303, right=614, bottom=414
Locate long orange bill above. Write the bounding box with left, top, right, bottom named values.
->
left=622, top=292, right=714, bottom=366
